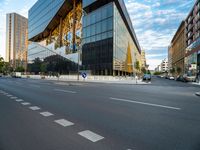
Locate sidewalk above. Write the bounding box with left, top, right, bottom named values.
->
left=22, top=75, right=151, bottom=85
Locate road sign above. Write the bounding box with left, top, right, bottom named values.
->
left=81, top=72, right=87, bottom=79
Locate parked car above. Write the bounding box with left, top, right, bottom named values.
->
left=143, top=74, right=151, bottom=81
left=184, top=76, right=196, bottom=82
left=165, top=75, right=169, bottom=79
left=176, top=75, right=187, bottom=82
left=169, top=76, right=175, bottom=80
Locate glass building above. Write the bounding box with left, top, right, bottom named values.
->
left=28, top=0, right=141, bottom=76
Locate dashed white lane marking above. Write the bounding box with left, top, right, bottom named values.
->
left=54, top=89, right=77, bottom=94
left=29, top=106, right=41, bottom=111
left=78, top=130, right=104, bottom=142
left=40, top=112, right=54, bottom=117
left=10, top=97, right=18, bottom=99
left=21, top=102, right=31, bottom=106
left=54, top=119, right=74, bottom=127
left=110, top=97, right=181, bottom=110
left=7, top=95, right=12, bottom=97
left=16, top=99, right=23, bottom=102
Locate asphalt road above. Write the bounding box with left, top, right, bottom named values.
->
left=0, top=76, right=200, bottom=150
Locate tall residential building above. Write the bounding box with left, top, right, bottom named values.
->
left=6, top=13, right=28, bottom=69
left=160, top=58, right=168, bottom=73
left=185, top=0, right=200, bottom=77
left=155, top=65, right=161, bottom=72
left=28, top=0, right=141, bottom=76
left=169, top=21, right=186, bottom=75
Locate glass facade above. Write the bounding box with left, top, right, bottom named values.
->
left=82, top=3, right=113, bottom=75
left=83, top=0, right=96, bottom=8
left=185, top=52, right=198, bottom=76
left=28, top=43, right=78, bottom=75
left=113, top=3, right=140, bottom=75
left=28, top=0, right=141, bottom=76
left=185, top=36, right=200, bottom=77
left=28, top=0, right=65, bottom=40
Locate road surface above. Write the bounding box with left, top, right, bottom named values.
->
left=0, top=77, right=200, bottom=150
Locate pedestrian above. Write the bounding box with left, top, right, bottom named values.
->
left=135, top=75, right=138, bottom=84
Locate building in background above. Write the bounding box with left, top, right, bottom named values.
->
left=28, top=0, right=141, bottom=76
left=160, top=58, right=168, bottom=73
left=184, top=0, right=200, bottom=77
left=141, top=50, right=148, bottom=70
left=169, top=21, right=186, bottom=75
left=6, top=13, right=28, bottom=69
left=168, top=45, right=172, bottom=71
left=155, top=65, right=161, bottom=72
left=155, top=58, right=168, bottom=73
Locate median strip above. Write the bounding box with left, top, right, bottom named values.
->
left=110, top=97, right=181, bottom=110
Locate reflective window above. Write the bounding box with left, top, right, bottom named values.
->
left=82, top=3, right=113, bottom=43
left=28, top=0, right=65, bottom=40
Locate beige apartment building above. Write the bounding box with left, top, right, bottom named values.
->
left=141, top=50, right=147, bottom=69
left=169, top=21, right=186, bottom=75
left=6, top=13, right=28, bottom=69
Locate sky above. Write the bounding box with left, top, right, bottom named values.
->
left=0, top=0, right=195, bottom=70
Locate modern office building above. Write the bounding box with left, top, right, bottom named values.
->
left=169, top=21, right=186, bottom=75
left=185, top=0, right=200, bottom=77
left=28, top=0, right=141, bottom=76
left=6, top=13, right=28, bottom=69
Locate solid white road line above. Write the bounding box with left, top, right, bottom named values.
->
left=54, top=89, right=77, bottom=94
left=54, top=119, right=74, bottom=127
left=78, top=130, right=104, bottom=142
left=110, top=97, right=181, bottom=110
left=16, top=99, right=23, bottom=102
left=29, top=106, right=41, bottom=111
left=21, top=102, right=31, bottom=106
left=10, top=97, right=17, bottom=99
left=40, top=112, right=54, bottom=117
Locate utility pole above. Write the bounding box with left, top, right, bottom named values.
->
left=72, top=0, right=76, bottom=53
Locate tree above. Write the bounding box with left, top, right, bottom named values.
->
left=40, top=63, right=47, bottom=74
left=170, top=68, right=175, bottom=75
left=135, top=61, right=140, bottom=72
left=28, top=57, right=42, bottom=74
left=15, top=66, right=25, bottom=72
left=141, top=67, right=146, bottom=74
left=176, top=67, right=182, bottom=75
left=0, top=56, right=4, bottom=73
left=154, top=71, right=162, bottom=75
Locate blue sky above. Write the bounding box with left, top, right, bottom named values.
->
left=125, top=0, right=195, bottom=69
left=0, top=0, right=195, bottom=70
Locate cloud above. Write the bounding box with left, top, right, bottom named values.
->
left=125, top=0, right=194, bottom=70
